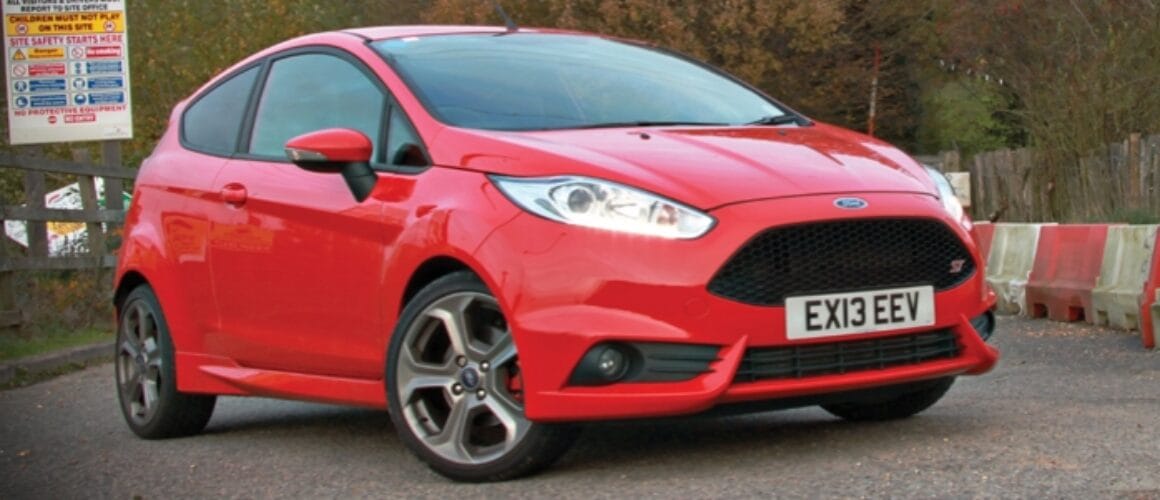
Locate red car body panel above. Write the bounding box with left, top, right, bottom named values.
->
left=116, top=27, right=998, bottom=421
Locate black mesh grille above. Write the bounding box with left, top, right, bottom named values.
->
left=708, top=218, right=974, bottom=306
left=734, top=330, right=960, bottom=383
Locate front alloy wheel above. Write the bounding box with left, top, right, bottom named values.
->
left=387, top=272, right=576, bottom=482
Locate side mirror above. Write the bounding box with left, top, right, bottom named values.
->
left=285, top=128, right=377, bottom=202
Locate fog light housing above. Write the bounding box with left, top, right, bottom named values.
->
left=567, top=342, right=720, bottom=386
left=569, top=343, right=635, bottom=385
left=970, top=311, right=996, bottom=341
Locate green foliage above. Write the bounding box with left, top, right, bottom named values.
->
left=916, top=79, right=1024, bottom=156
left=7, top=269, right=113, bottom=335
left=935, top=0, right=1160, bottom=219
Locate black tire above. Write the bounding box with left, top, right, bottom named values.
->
left=821, top=377, right=956, bottom=422
left=115, top=285, right=216, bottom=439
left=386, top=271, right=578, bottom=482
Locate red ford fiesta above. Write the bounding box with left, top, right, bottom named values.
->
left=114, top=25, right=999, bottom=481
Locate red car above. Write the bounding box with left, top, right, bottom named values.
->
left=114, top=25, right=999, bottom=481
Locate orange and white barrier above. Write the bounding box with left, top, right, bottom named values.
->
left=978, top=223, right=1159, bottom=349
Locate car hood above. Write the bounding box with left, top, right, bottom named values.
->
left=431, top=123, right=936, bottom=210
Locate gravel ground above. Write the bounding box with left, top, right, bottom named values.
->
left=1, top=316, right=1157, bottom=499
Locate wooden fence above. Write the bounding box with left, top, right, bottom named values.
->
left=956, top=134, right=1160, bottom=222
left=0, top=144, right=136, bottom=329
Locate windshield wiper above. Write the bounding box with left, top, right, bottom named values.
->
left=746, top=114, right=812, bottom=127
left=571, top=121, right=730, bottom=130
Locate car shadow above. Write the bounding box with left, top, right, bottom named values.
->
left=201, top=398, right=392, bottom=438
left=557, top=408, right=994, bottom=474
left=192, top=398, right=997, bottom=478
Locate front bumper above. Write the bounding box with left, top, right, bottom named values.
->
left=473, top=192, right=999, bottom=422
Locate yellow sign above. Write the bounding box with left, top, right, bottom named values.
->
left=29, top=47, right=64, bottom=59
left=5, top=12, right=125, bottom=36
left=12, top=48, right=24, bottom=60
left=48, top=221, right=84, bottom=236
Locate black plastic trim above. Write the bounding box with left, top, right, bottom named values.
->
left=568, top=342, right=720, bottom=386
left=734, top=329, right=960, bottom=383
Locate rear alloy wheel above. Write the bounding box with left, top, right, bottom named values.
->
left=821, top=377, right=956, bottom=422
left=387, top=272, right=576, bottom=482
left=116, top=285, right=216, bottom=438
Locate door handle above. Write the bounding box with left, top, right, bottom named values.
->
left=220, top=183, right=248, bottom=206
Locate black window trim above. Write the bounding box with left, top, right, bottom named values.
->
left=180, top=44, right=432, bottom=174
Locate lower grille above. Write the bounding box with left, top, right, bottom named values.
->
left=734, top=330, right=959, bottom=383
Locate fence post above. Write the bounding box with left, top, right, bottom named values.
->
left=72, top=149, right=106, bottom=256
left=102, top=141, right=124, bottom=212
left=0, top=192, right=20, bottom=329
left=23, top=169, right=49, bottom=258
left=1128, top=133, right=1142, bottom=209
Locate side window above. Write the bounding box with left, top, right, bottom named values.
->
left=183, top=66, right=259, bottom=154
left=248, top=53, right=385, bottom=160
left=383, top=106, right=427, bottom=169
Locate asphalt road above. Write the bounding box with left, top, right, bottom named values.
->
left=2, top=316, right=1158, bottom=499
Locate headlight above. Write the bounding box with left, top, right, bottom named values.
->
left=491, top=176, right=715, bottom=239
left=922, top=165, right=966, bottom=224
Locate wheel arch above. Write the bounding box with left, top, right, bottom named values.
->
left=400, top=256, right=474, bottom=314
left=114, top=269, right=149, bottom=311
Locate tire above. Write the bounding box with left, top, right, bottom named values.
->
left=115, top=285, right=216, bottom=439
left=386, top=271, right=578, bottom=482
left=821, top=377, right=956, bottom=422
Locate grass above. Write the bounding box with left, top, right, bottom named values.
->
left=0, top=327, right=112, bottom=362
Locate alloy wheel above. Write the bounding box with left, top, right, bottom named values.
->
left=116, top=299, right=163, bottom=425
left=395, top=292, right=529, bottom=465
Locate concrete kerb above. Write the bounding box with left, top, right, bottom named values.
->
left=0, top=342, right=113, bottom=385
left=1091, top=225, right=1158, bottom=330
left=985, top=223, right=1052, bottom=315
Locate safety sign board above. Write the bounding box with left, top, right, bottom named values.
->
left=3, top=0, right=132, bottom=145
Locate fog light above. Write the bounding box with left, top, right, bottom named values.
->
left=568, top=343, right=636, bottom=385
left=596, top=346, right=629, bottom=381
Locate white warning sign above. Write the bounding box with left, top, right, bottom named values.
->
left=3, top=0, right=132, bottom=145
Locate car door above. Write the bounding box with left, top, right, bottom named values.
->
left=205, top=49, right=398, bottom=379
left=147, top=64, right=263, bottom=342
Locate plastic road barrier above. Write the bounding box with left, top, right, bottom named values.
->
left=1091, top=225, right=1158, bottom=330
left=1025, top=225, right=1113, bottom=322
left=972, top=222, right=997, bottom=265
left=1141, top=239, right=1160, bottom=349
left=1148, top=290, right=1159, bottom=349
left=985, top=223, right=1050, bottom=314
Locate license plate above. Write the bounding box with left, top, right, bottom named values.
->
left=786, top=285, right=935, bottom=340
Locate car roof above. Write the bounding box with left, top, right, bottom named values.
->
left=342, top=25, right=583, bottom=41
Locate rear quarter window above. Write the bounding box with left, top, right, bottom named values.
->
left=182, top=65, right=259, bottom=155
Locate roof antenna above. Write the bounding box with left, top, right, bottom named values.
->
left=490, top=0, right=519, bottom=32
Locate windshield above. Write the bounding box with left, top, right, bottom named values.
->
left=374, top=33, right=788, bottom=131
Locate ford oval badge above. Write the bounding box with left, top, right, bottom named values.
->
left=834, top=197, right=868, bottom=209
